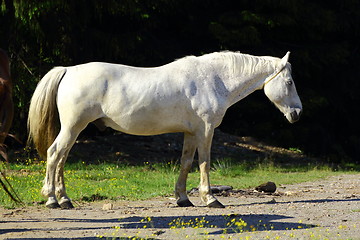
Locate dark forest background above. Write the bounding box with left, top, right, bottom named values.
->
left=0, top=0, right=359, bottom=163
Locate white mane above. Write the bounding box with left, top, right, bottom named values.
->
left=178, top=51, right=278, bottom=78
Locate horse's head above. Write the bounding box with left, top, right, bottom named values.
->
left=264, top=52, right=302, bottom=123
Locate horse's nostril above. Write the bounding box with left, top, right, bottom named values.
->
left=290, top=108, right=302, bottom=122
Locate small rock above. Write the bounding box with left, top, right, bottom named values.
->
left=211, top=185, right=233, bottom=193
left=255, top=182, right=277, bottom=193
left=153, top=230, right=166, bottom=236
left=123, top=210, right=136, bottom=214
left=102, top=203, right=113, bottom=210
left=284, top=191, right=296, bottom=196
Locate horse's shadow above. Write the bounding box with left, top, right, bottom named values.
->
left=116, top=213, right=316, bottom=234
left=0, top=213, right=316, bottom=239
left=113, top=197, right=360, bottom=234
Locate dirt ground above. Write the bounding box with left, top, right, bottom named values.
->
left=1, top=130, right=360, bottom=239
left=1, top=174, right=359, bottom=240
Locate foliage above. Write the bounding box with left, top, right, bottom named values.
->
left=0, top=0, right=359, bottom=161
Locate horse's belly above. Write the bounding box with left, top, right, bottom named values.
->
left=101, top=111, right=193, bottom=136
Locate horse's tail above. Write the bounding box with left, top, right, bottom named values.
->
left=27, top=67, right=67, bottom=159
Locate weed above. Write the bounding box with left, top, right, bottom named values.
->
left=212, top=158, right=234, bottom=176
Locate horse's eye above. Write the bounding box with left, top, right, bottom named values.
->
left=286, top=80, right=293, bottom=86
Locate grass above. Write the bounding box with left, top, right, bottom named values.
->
left=0, top=154, right=357, bottom=208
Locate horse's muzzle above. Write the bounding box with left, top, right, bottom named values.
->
left=289, top=108, right=302, bottom=123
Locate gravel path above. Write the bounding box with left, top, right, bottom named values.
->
left=1, top=174, right=359, bottom=239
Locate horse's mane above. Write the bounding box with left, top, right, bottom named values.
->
left=210, top=51, right=276, bottom=76
left=177, top=51, right=277, bottom=78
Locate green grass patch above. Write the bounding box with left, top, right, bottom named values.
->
left=0, top=157, right=357, bottom=208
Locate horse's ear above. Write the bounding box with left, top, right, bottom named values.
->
left=279, top=51, right=290, bottom=69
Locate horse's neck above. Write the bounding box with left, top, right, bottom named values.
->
left=218, top=55, right=275, bottom=106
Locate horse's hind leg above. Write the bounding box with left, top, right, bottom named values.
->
left=175, top=133, right=197, bottom=207
left=42, top=128, right=80, bottom=209
left=42, top=141, right=62, bottom=208
left=55, top=148, right=73, bottom=209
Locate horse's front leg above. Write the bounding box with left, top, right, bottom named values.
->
left=198, top=126, right=225, bottom=208
left=175, top=133, right=197, bottom=207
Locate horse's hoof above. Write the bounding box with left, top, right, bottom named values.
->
left=177, top=199, right=194, bottom=207
left=207, top=200, right=225, bottom=208
left=60, top=201, right=74, bottom=209
left=46, top=202, right=61, bottom=209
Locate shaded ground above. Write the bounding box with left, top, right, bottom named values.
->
left=68, top=129, right=311, bottom=166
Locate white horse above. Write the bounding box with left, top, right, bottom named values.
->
left=28, top=51, right=302, bottom=209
